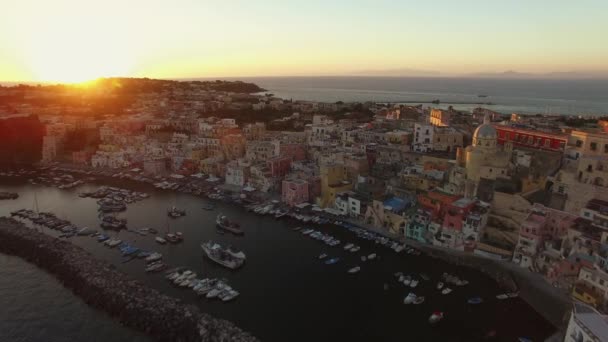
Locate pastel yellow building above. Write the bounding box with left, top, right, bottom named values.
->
left=319, top=163, right=352, bottom=208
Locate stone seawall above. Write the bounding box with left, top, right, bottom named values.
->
left=417, top=244, right=570, bottom=330
left=0, top=218, right=258, bottom=342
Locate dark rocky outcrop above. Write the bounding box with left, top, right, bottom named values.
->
left=0, top=217, right=258, bottom=342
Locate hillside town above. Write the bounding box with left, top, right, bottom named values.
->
left=2, top=78, right=608, bottom=340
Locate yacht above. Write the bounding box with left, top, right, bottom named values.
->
left=201, top=241, right=246, bottom=270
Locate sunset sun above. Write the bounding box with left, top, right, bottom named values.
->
left=21, top=10, right=134, bottom=83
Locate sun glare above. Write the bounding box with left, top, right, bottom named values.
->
left=23, top=14, right=134, bottom=83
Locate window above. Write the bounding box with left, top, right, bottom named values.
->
left=576, top=140, right=583, bottom=147
left=544, top=139, right=550, bottom=147
left=591, top=142, right=598, bottom=151
left=604, top=144, right=608, bottom=153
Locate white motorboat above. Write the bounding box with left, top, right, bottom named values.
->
left=496, top=294, right=509, bottom=300
left=410, top=279, right=419, bottom=288
left=367, top=253, right=377, bottom=260
left=403, top=292, right=417, bottom=304
left=403, top=276, right=412, bottom=286
left=428, top=312, right=444, bottom=324
left=441, top=287, right=452, bottom=295
left=221, top=289, right=240, bottom=302
left=155, top=236, right=167, bottom=244
left=145, top=252, right=163, bottom=263
left=361, top=256, right=367, bottom=262
left=318, top=253, right=328, bottom=259
left=350, top=246, right=360, bottom=252
left=436, top=282, right=444, bottom=290
left=507, top=292, right=519, bottom=298
left=343, top=243, right=354, bottom=251
left=348, top=266, right=361, bottom=274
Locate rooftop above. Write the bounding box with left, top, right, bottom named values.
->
left=572, top=302, right=608, bottom=341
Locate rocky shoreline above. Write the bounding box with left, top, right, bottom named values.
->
left=0, top=217, right=258, bottom=342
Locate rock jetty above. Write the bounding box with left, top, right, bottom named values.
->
left=0, top=217, right=258, bottom=342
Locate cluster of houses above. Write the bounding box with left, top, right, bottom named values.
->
left=27, top=83, right=608, bottom=336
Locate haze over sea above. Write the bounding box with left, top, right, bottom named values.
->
left=217, top=76, right=608, bottom=116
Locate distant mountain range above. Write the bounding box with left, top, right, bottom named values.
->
left=464, top=70, right=608, bottom=79
left=348, top=68, right=608, bottom=79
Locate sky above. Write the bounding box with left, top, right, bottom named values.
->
left=1, top=0, right=607, bottom=82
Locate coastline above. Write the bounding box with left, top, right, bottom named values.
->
left=0, top=217, right=258, bottom=342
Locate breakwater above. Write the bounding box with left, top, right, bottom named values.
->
left=0, top=217, right=258, bottom=342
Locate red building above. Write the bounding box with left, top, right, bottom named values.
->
left=266, top=156, right=292, bottom=178
left=494, top=125, right=567, bottom=152
left=280, top=143, right=306, bottom=161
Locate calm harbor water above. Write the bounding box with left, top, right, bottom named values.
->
left=0, top=178, right=555, bottom=341
left=237, top=76, right=608, bottom=116
left=0, top=254, right=149, bottom=342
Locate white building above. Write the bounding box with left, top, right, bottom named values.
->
left=413, top=123, right=434, bottom=153
left=565, top=302, right=608, bottom=342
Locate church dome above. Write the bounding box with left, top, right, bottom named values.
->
left=473, top=123, right=497, bottom=139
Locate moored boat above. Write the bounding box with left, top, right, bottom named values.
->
left=348, top=266, right=361, bottom=274
left=201, top=241, right=246, bottom=270
left=428, top=311, right=444, bottom=324
left=216, top=214, right=244, bottom=235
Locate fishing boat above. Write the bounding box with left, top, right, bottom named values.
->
left=403, top=292, right=417, bottom=304
left=467, top=297, right=483, bottom=305
left=201, top=241, right=246, bottom=270
left=325, top=257, right=340, bottom=265
left=428, top=312, right=444, bottom=324
left=167, top=206, right=186, bottom=218
left=348, top=266, right=361, bottom=274
left=216, top=214, right=244, bottom=235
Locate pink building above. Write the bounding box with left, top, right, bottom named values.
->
left=280, top=143, right=306, bottom=161
left=282, top=179, right=309, bottom=206
left=267, top=156, right=292, bottom=178
left=513, top=203, right=577, bottom=268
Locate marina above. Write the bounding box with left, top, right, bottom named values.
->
left=0, top=175, right=555, bottom=342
